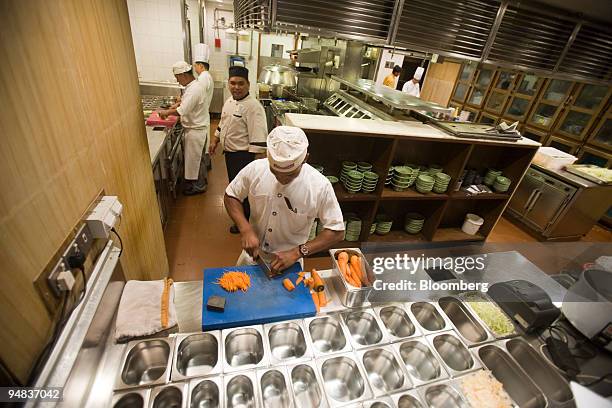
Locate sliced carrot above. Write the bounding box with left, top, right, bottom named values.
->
left=311, top=269, right=325, bottom=292
left=296, top=272, right=305, bottom=285
left=318, top=290, right=327, bottom=307
left=215, top=271, right=251, bottom=292
left=283, top=278, right=295, bottom=291
left=311, top=291, right=320, bottom=312
left=350, top=255, right=368, bottom=286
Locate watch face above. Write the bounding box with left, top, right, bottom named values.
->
left=300, top=245, right=308, bottom=255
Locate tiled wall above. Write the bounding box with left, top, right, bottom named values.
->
left=127, top=0, right=185, bottom=82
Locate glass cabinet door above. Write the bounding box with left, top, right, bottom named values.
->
left=485, top=91, right=507, bottom=114
left=516, top=74, right=541, bottom=96
left=530, top=103, right=559, bottom=128
left=547, top=137, right=579, bottom=154
left=453, top=83, right=469, bottom=102
left=522, top=127, right=547, bottom=143
left=590, top=118, right=612, bottom=150
left=542, top=79, right=572, bottom=103
left=506, top=96, right=530, bottom=119
left=478, top=113, right=497, bottom=125
left=475, top=69, right=494, bottom=88
left=574, top=84, right=610, bottom=111
left=494, top=71, right=517, bottom=91
left=460, top=64, right=477, bottom=81
left=578, top=147, right=611, bottom=167
left=467, top=87, right=486, bottom=106
left=558, top=110, right=593, bottom=140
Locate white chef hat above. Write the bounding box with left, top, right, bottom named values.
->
left=194, top=43, right=210, bottom=64
left=172, top=61, right=192, bottom=75
left=414, top=66, right=425, bottom=80
left=267, top=126, right=309, bottom=173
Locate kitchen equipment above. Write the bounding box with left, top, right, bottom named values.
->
left=201, top=263, right=315, bottom=330
left=565, top=164, right=612, bottom=185
left=562, top=268, right=612, bottom=352
left=461, top=213, right=483, bottom=235
left=533, top=147, right=577, bottom=171
left=256, top=250, right=283, bottom=279
left=259, top=65, right=297, bottom=98
left=488, top=280, right=561, bottom=332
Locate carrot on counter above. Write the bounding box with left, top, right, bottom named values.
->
left=304, top=277, right=314, bottom=289
left=317, top=290, right=327, bottom=307
left=215, top=271, right=251, bottom=292
left=283, top=278, right=295, bottom=291
left=350, top=254, right=368, bottom=286
left=311, top=291, right=320, bottom=312
left=311, top=269, right=325, bottom=292
left=337, top=251, right=349, bottom=276
left=345, top=263, right=361, bottom=287
left=296, top=271, right=305, bottom=285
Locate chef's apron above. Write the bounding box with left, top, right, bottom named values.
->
left=183, top=127, right=207, bottom=180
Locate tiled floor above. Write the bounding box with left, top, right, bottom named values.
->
left=165, top=122, right=612, bottom=281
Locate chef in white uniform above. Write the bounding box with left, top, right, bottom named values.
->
left=211, top=66, right=268, bottom=233
left=159, top=61, right=209, bottom=195
left=402, top=66, right=425, bottom=98
left=193, top=43, right=214, bottom=170
left=224, top=126, right=345, bottom=270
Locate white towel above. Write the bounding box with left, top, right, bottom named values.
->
left=115, top=279, right=177, bottom=342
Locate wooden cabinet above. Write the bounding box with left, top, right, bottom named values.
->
left=483, top=69, right=518, bottom=115
left=545, top=135, right=580, bottom=155
left=587, top=106, right=612, bottom=152
left=451, top=63, right=477, bottom=104
left=527, top=79, right=575, bottom=130
left=554, top=84, right=611, bottom=141
left=466, top=67, right=495, bottom=108
left=521, top=126, right=549, bottom=144
left=503, top=73, right=544, bottom=122
left=576, top=145, right=612, bottom=168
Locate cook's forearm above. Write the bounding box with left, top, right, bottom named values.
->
left=303, top=229, right=344, bottom=255
left=224, top=194, right=251, bottom=232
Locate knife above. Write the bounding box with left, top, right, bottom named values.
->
left=256, top=250, right=280, bottom=279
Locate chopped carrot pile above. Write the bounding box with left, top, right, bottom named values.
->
left=215, top=271, right=251, bottom=292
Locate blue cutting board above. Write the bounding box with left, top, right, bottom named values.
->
left=201, top=263, right=316, bottom=331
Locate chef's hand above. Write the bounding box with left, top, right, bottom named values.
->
left=209, top=137, right=220, bottom=155
left=271, top=247, right=300, bottom=273
left=158, top=109, right=169, bottom=120
left=241, top=227, right=260, bottom=260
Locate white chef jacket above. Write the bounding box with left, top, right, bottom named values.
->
left=217, top=94, right=267, bottom=153
left=402, top=80, right=421, bottom=98
left=197, top=70, right=214, bottom=110
left=177, top=79, right=209, bottom=129
left=226, top=159, right=345, bottom=256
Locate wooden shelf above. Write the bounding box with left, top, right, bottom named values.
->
left=450, top=191, right=510, bottom=200
left=334, top=183, right=377, bottom=202
left=367, top=230, right=428, bottom=243
left=381, top=187, right=448, bottom=200
left=432, top=228, right=485, bottom=242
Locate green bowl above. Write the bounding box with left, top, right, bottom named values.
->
left=394, top=166, right=415, bottom=176
left=435, top=173, right=451, bottom=181
left=416, top=185, right=433, bottom=193
left=495, top=176, right=511, bottom=185
left=326, top=176, right=339, bottom=184
left=417, top=174, right=435, bottom=184
left=342, top=161, right=357, bottom=169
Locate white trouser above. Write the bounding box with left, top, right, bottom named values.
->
left=183, top=127, right=207, bottom=180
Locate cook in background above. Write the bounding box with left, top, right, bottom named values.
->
left=193, top=43, right=214, bottom=171
left=383, top=65, right=402, bottom=89
left=210, top=66, right=268, bottom=234
left=402, top=66, right=424, bottom=98
left=159, top=61, right=209, bottom=195
left=224, top=126, right=344, bottom=270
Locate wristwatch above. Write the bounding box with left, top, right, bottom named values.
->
left=298, top=243, right=310, bottom=256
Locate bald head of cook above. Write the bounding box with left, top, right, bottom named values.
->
left=267, top=126, right=310, bottom=185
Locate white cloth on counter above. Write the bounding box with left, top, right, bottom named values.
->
left=115, top=279, right=177, bottom=342
left=226, top=159, right=344, bottom=256
left=216, top=94, right=267, bottom=153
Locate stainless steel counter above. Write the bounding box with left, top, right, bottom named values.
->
left=146, top=126, right=167, bottom=165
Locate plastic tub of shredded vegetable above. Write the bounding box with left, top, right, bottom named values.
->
left=461, top=292, right=517, bottom=338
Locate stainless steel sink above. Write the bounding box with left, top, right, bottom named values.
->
left=437, top=297, right=490, bottom=345
left=360, top=346, right=411, bottom=396
left=504, top=338, right=574, bottom=407
left=376, top=305, right=418, bottom=340
left=306, top=315, right=351, bottom=356
left=258, top=368, right=293, bottom=408
left=116, top=338, right=173, bottom=389
left=422, top=383, right=470, bottom=408
left=149, top=383, right=187, bottom=408
left=318, top=354, right=371, bottom=404
left=394, top=339, right=447, bottom=385
left=265, top=320, right=310, bottom=364
left=112, top=388, right=150, bottom=408
left=172, top=332, right=221, bottom=381
left=363, top=396, right=394, bottom=408
left=477, top=344, right=547, bottom=408
left=188, top=377, right=222, bottom=408
left=410, top=302, right=447, bottom=333
left=342, top=310, right=385, bottom=348
left=391, top=391, right=426, bottom=408
left=225, top=372, right=258, bottom=408
left=289, top=361, right=328, bottom=408
left=428, top=332, right=478, bottom=376
left=222, top=326, right=268, bottom=372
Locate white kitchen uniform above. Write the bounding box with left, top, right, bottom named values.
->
left=225, top=159, right=345, bottom=265
left=217, top=94, right=267, bottom=153
left=177, top=79, right=209, bottom=180
left=402, top=80, right=421, bottom=97
left=197, top=70, right=214, bottom=153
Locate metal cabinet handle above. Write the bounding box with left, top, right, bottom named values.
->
left=524, top=190, right=538, bottom=210
left=527, top=190, right=542, bottom=212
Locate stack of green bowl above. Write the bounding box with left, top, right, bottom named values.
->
left=326, top=175, right=339, bottom=185
left=345, top=215, right=362, bottom=242
left=426, top=164, right=444, bottom=176
left=404, top=213, right=425, bottom=234
left=316, top=219, right=324, bottom=236
left=385, top=167, right=394, bottom=186
left=313, top=164, right=324, bottom=173
left=493, top=176, right=511, bottom=193
left=433, top=172, right=451, bottom=193
left=375, top=214, right=393, bottom=235
left=362, top=171, right=379, bottom=193
left=370, top=223, right=377, bottom=235
left=343, top=170, right=364, bottom=193
left=309, top=219, right=317, bottom=241
left=340, top=161, right=357, bottom=183
left=357, top=161, right=372, bottom=172
left=416, top=174, right=435, bottom=193
left=484, top=169, right=502, bottom=186
left=391, top=166, right=418, bottom=191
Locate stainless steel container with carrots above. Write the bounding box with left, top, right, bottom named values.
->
left=329, top=248, right=375, bottom=308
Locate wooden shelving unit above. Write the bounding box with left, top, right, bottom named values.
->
left=294, top=115, right=540, bottom=244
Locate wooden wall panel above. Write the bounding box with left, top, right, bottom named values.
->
left=0, top=0, right=168, bottom=383
left=421, top=61, right=462, bottom=107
